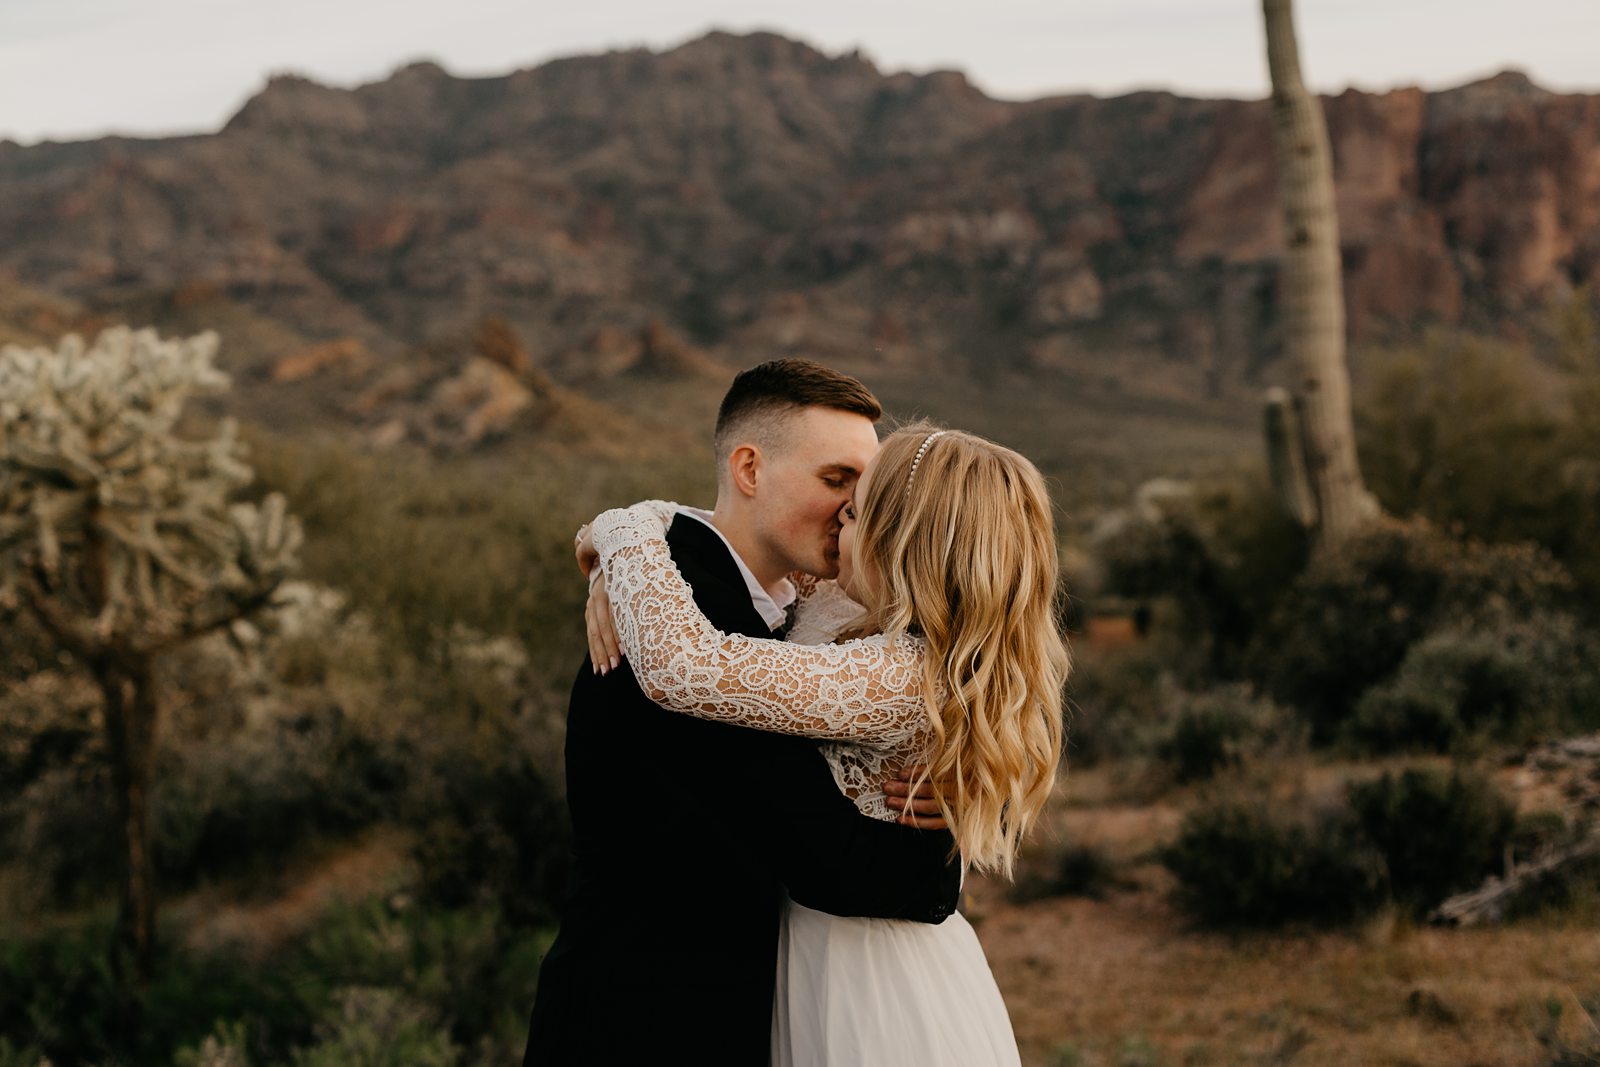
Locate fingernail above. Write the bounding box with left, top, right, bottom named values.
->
left=610, top=656, right=619, bottom=671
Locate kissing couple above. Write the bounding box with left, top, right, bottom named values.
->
left=523, top=359, right=1070, bottom=1066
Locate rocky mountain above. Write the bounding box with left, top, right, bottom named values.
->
left=1, top=32, right=1596, bottom=432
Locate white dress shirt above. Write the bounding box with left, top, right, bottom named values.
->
left=676, top=507, right=796, bottom=632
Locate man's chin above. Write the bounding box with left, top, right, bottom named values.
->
left=813, top=555, right=842, bottom=580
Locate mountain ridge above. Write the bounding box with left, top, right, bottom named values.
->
left=2, top=31, right=1595, bottom=430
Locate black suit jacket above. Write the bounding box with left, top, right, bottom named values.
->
left=524, top=515, right=960, bottom=1066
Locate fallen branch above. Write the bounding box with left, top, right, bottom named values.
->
left=1429, top=834, right=1600, bottom=927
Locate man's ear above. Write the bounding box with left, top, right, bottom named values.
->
left=727, top=443, right=762, bottom=498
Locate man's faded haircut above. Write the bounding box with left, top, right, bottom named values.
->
left=713, top=359, right=882, bottom=488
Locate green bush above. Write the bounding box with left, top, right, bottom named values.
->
left=1090, top=476, right=1308, bottom=680
left=0, top=1039, right=49, bottom=1067
left=0, top=915, right=307, bottom=1067
left=1347, top=768, right=1516, bottom=914
left=1165, top=768, right=1523, bottom=927
left=1346, top=633, right=1528, bottom=753
left=1158, top=684, right=1298, bottom=783
left=0, top=673, right=115, bottom=902
left=401, top=717, right=572, bottom=929
left=1356, top=333, right=1572, bottom=551
left=1250, top=515, right=1576, bottom=742
left=302, top=898, right=550, bottom=1058
left=243, top=427, right=706, bottom=695
left=2, top=687, right=416, bottom=906
left=3, top=570, right=570, bottom=923
left=0, top=897, right=552, bottom=1067
left=1161, top=794, right=1386, bottom=926
left=174, top=1021, right=252, bottom=1067
left=291, top=987, right=458, bottom=1067
left=0, top=607, right=66, bottom=685
left=152, top=696, right=414, bottom=888
left=1355, top=326, right=1600, bottom=606
left=1347, top=612, right=1600, bottom=752
left=1062, top=645, right=1173, bottom=766
left=1013, top=841, right=1123, bottom=903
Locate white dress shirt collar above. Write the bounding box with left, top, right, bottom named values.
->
left=677, top=507, right=796, bottom=631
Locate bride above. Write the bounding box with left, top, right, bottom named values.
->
left=579, top=425, right=1070, bottom=1066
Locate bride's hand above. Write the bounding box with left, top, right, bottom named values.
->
left=574, top=522, right=600, bottom=577
left=883, top=765, right=951, bottom=830
left=575, top=520, right=621, bottom=673
left=584, top=570, right=621, bottom=675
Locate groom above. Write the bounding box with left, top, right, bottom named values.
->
left=523, top=360, right=961, bottom=1066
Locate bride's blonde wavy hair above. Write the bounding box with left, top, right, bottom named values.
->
left=850, top=425, right=1070, bottom=878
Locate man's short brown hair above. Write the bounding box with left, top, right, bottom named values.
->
left=713, top=360, right=882, bottom=482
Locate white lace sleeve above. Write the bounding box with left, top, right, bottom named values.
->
left=592, top=499, right=679, bottom=538
left=591, top=505, right=930, bottom=751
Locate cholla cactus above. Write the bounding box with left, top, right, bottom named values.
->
left=0, top=325, right=301, bottom=984
left=0, top=326, right=300, bottom=638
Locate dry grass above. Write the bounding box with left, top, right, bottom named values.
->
left=976, top=887, right=1598, bottom=1067
left=973, top=759, right=1600, bottom=1067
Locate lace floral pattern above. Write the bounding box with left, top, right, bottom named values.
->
left=593, top=502, right=933, bottom=821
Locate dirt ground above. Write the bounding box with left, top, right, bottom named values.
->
left=967, top=762, right=1600, bottom=1067
left=971, top=885, right=1598, bottom=1067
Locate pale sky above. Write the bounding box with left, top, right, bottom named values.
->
left=2, top=0, right=1595, bottom=144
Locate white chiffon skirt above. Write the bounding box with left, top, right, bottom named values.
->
left=771, top=897, right=1022, bottom=1066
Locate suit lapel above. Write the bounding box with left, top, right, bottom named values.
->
left=666, top=514, right=776, bottom=640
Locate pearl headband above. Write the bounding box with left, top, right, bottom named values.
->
left=903, top=430, right=948, bottom=501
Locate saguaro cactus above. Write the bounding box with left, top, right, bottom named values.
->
left=1262, top=0, right=1378, bottom=549
left=0, top=326, right=301, bottom=989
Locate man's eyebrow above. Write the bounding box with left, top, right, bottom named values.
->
left=815, top=463, right=861, bottom=477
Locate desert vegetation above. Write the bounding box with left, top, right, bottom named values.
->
left=2, top=300, right=1599, bottom=1066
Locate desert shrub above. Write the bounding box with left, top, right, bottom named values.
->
left=152, top=696, right=414, bottom=888
left=1347, top=768, right=1516, bottom=914
left=0, top=672, right=111, bottom=900
left=1062, top=645, right=1172, bottom=766
left=1158, top=683, right=1299, bottom=783
left=1161, top=793, right=1386, bottom=926
left=290, top=987, right=457, bottom=1067
left=244, top=427, right=705, bottom=698
left=3, top=689, right=415, bottom=906
left=401, top=715, right=572, bottom=929
left=1067, top=657, right=1303, bottom=778
left=1356, top=326, right=1600, bottom=603
left=1347, top=633, right=1528, bottom=753
left=1090, top=476, right=1308, bottom=680
left=2, top=605, right=567, bottom=922
left=174, top=1022, right=252, bottom=1067
left=0, top=607, right=64, bottom=683
left=4, top=761, right=116, bottom=904
left=1250, top=514, right=1576, bottom=742
left=0, top=896, right=552, bottom=1067
left=0, top=915, right=306, bottom=1067
left=1346, top=612, right=1600, bottom=753
left=1356, top=334, right=1572, bottom=548
left=302, top=898, right=550, bottom=1058
left=1013, top=841, right=1123, bottom=903
left=1165, top=767, right=1524, bottom=926
left=0, top=1039, right=48, bottom=1067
